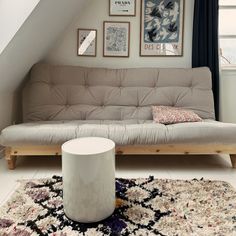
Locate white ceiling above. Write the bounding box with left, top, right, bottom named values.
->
left=0, top=0, right=89, bottom=93
left=0, top=0, right=40, bottom=54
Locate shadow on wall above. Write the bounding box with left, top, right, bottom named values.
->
left=0, top=72, right=30, bottom=131
left=12, top=72, right=31, bottom=125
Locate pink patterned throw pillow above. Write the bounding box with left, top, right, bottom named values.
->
left=152, top=106, right=202, bottom=124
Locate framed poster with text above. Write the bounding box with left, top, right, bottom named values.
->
left=140, top=0, right=184, bottom=56
left=109, top=0, right=136, bottom=16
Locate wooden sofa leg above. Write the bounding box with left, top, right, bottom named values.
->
left=5, top=148, right=17, bottom=170
left=8, top=156, right=17, bottom=170
left=230, top=154, right=236, bottom=168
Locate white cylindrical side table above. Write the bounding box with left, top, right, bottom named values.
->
left=62, top=137, right=115, bottom=223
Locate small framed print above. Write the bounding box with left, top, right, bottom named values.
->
left=109, top=0, right=136, bottom=16
left=77, top=29, right=97, bottom=57
left=140, top=0, right=185, bottom=57
left=103, top=21, right=130, bottom=57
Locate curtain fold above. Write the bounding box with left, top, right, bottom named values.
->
left=192, top=0, right=219, bottom=120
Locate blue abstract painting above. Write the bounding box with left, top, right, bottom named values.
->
left=144, top=0, right=181, bottom=44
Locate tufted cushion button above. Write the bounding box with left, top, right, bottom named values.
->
left=49, top=83, right=55, bottom=90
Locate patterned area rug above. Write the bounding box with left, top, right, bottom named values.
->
left=0, top=176, right=236, bottom=236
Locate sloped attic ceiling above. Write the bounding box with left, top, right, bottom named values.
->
left=0, top=0, right=89, bottom=93
left=0, top=0, right=40, bottom=55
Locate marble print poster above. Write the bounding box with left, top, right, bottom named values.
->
left=103, top=21, right=130, bottom=57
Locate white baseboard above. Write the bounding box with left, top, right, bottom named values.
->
left=0, top=146, right=5, bottom=159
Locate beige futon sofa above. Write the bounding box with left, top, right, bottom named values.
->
left=1, top=64, right=236, bottom=169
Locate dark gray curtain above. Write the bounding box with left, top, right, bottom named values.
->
left=192, top=0, right=219, bottom=120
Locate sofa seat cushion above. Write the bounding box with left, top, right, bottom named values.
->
left=1, top=120, right=236, bottom=146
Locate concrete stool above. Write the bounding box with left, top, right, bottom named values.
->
left=62, top=137, right=115, bottom=223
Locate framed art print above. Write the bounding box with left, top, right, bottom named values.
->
left=77, top=29, right=97, bottom=56
left=109, top=0, right=136, bottom=16
left=140, top=0, right=185, bottom=56
left=103, top=21, right=130, bottom=57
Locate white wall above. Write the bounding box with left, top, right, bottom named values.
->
left=220, top=70, right=236, bottom=123
left=0, top=0, right=40, bottom=54
left=0, top=0, right=90, bottom=130
left=0, top=0, right=89, bottom=93
left=46, top=0, right=195, bottom=68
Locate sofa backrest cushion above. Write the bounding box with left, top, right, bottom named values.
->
left=23, top=64, right=215, bottom=122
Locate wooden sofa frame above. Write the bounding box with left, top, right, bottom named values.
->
left=5, top=144, right=236, bottom=170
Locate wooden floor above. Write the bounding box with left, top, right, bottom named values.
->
left=0, top=154, right=236, bottom=206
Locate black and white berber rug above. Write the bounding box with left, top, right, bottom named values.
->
left=0, top=176, right=236, bottom=235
